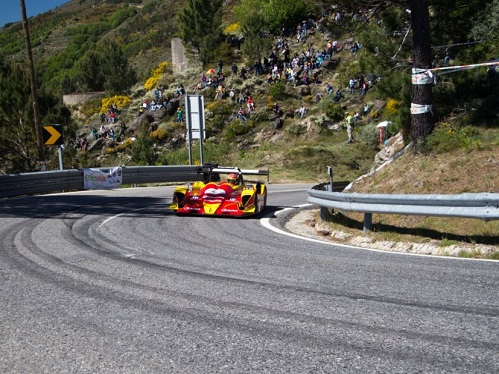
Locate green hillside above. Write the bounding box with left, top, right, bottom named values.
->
left=1, top=0, right=498, bottom=186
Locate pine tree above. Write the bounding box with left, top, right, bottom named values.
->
left=130, top=125, right=158, bottom=166
left=102, top=42, right=137, bottom=94
left=240, top=13, right=272, bottom=64
left=77, top=42, right=136, bottom=94
left=78, top=50, right=106, bottom=92
left=410, top=0, right=434, bottom=148
left=0, top=59, right=38, bottom=173
left=0, top=58, right=72, bottom=173
left=178, top=0, right=224, bottom=65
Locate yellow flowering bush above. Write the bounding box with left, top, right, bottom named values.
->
left=114, top=138, right=134, bottom=153
left=385, top=99, right=401, bottom=115
left=265, top=96, right=275, bottom=111
left=144, top=61, right=169, bottom=91
left=100, top=95, right=132, bottom=114
left=205, top=101, right=218, bottom=112
left=224, top=23, right=241, bottom=35
left=151, top=127, right=168, bottom=141
left=368, top=109, right=380, bottom=119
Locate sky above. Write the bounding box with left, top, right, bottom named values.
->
left=0, top=0, right=69, bottom=28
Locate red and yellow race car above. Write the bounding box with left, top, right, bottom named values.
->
left=169, top=166, right=268, bottom=217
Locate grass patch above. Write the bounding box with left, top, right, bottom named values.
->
left=485, top=251, right=499, bottom=260
left=320, top=210, right=499, bottom=259
left=458, top=249, right=482, bottom=259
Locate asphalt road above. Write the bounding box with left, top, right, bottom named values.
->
left=0, top=185, right=498, bottom=373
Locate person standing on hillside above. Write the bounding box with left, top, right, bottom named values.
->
left=345, top=113, right=355, bottom=143
left=326, top=83, right=333, bottom=95
left=299, top=104, right=307, bottom=118
left=228, top=88, right=235, bottom=102
left=246, top=96, right=255, bottom=112
left=215, top=84, right=224, bottom=100
left=176, top=107, right=183, bottom=123
left=349, top=78, right=356, bottom=94
left=119, top=121, right=127, bottom=137
left=273, top=102, right=280, bottom=116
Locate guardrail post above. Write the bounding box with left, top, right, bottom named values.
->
left=327, top=166, right=333, bottom=192
left=364, top=213, right=373, bottom=232
left=320, top=206, right=333, bottom=220
left=320, top=166, right=334, bottom=220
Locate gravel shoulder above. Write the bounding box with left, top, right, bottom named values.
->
left=284, top=208, right=499, bottom=259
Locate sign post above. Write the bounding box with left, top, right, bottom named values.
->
left=42, top=125, right=64, bottom=170
left=185, top=95, right=205, bottom=165
left=58, top=146, right=64, bottom=170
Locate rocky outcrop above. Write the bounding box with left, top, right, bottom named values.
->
left=374, top=132, right=405, bottom=165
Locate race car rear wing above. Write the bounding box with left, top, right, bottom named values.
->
left=202, top=165, right=269, bottom=182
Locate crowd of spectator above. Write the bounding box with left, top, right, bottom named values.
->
left=76, top=4, right=376, bottom=153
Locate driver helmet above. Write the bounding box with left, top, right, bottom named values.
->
left=227, top=173, right=239, bottom=185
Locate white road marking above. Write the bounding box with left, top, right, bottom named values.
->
left=99, top=207, right=148, bottom=228
left=261, top=207, right=495, bottom=261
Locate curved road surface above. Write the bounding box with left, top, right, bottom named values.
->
left=0, top=185, right=498, bottom=373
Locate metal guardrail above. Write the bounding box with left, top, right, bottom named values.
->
left=308, top=184, right=499, bottom=231
left=0, top=166, right=204, bottom=198
left=313, top=181, right=351, bottom=193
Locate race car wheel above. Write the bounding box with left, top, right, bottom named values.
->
left=174, top=192, right=186, bottom=208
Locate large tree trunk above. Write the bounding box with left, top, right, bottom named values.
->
left=411, top=0, right=434, bottom=147
left=20, top=0, right=44, bottom=162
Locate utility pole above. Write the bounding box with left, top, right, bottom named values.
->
left=20, top=0, right=44, bottom=161
left=410, top=0, right=434, bottom=148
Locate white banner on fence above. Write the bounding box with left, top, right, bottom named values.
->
left=83, top=167, right=122, bottom=189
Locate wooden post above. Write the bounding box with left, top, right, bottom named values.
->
left=20, top=0, right=44, bottom=162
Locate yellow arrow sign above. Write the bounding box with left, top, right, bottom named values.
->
left=42, top=125, right=63, bottom=145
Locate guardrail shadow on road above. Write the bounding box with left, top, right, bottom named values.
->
left=0, top=194, right=174, bottom=219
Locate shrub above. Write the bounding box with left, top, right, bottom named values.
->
left=322, top=101, right=345, bottom=122
left=486, top=251, right=499, bottom=260
left=287, top=123, right=306, bottom=136
left=425, top=122, right=481, bottom=153
left=151, top=127, right=168, bottom=141
left=206, top=114, right=227, bottom=134
left=268, top=81, right=287, bottom=100
left=357, top=123, right=379, bottom=147
left=385, top=99, right=401, bottom=115
left=225, top=120, right=251, bottom=139
left=144, top=61, right=169, bottom=91
left=100, top=95, right=132, bottom=114
left=368, top=109, right=380, bottom=120
left=81, top=98, right=102, bottom=117
left=109, top=7, right=137, bottom=28
left=224, top=23, right=241, bottom=35
left=207, top=101, right=234, bottom=116
left=115, top=138, right=134, bottom=153
left=130, top=130, right=158, bottom=165
left=157, top=74, right=175, bottom=89
left=248, top=109, right=269, bottom=124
